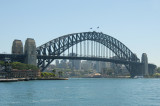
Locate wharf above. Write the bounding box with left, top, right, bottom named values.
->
left=0, top=78, right=29, bottom=82
left=0, top=77, right=68, bottom=82
left=0, top=78, right=18, bottom=82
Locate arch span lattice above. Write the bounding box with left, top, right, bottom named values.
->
left=36, top=31, right=140, bottom=71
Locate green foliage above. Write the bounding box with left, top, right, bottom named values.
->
left=0, top=61, right=5, bottom=66
left=58, top=71, right=63, bottom=78
left=41, top=72, right=55, bottom=78
left=153, top=73, right=160, bottom=78
left=107, top=69, right=114, bottom=75
left=11, top=62, right=39, bottom=71
left=52, top=69, right=56, bottom=74
left=102, top=68, right=114, bottom=76
left=26, top=64, right=39, bottom=71
left=11, top=62, right=26, bottom=70
left=156, top=67, right=160, bottom=73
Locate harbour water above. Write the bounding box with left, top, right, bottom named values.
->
left=0, top=78, right=160, bottom=106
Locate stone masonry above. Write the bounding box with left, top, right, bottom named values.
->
left=24, top=38, right=37, bottom=66
left=141, top=53, right=148, bottom=76
left=12, top=40, right=23, bottom=54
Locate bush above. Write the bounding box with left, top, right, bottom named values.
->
left=153, top=73, right=160, bottom=78
left=11, top=62, right=39, bottom=71
left=0, top=61, right=4, bottom=65
left=156, top=67, right=160, bottom=73
left=41, top=72, right=56, bottom=78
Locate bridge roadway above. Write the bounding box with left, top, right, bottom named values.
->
left=0, top=54, right=25, bottom=62
left=41, top=55, right=155, bottom=72
left=2, top=53, right=157, bottom=70
left=37, top=55, right=141, bottom=65
left=0, top=54, right=141, bottom=65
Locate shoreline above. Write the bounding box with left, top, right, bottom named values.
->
left=0, top=77, right=68, bottom=82
left=36, top=78, right=68, bottom=80
left=1, top=76, right=159, bottom=82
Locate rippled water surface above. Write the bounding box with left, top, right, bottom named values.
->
left=0, top=78, right=160, bottom=106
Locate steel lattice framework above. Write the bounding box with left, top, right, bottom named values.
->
left=36, top=31, right=140, bottom=72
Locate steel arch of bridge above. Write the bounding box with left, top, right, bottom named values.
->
left=36, top=31, right=140, bottom=72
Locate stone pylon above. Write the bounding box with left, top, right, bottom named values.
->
left=24, top=38, right=37, bottom=66
left=141, top=53, right=148, bottom=76
left=12, top=40, right=23, bottom=54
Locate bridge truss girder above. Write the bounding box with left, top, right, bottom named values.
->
left=36, top=31, right=140, bottom=75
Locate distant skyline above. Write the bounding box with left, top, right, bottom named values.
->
left=0, top=0, right=160, bottom=66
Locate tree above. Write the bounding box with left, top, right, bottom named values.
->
left=11, top=62, right=39, bottom=71
left=11, top=62, right=26, bottom=70
left=41, top=72, right=55, bottom=78
left=52, top=69, right=56, bottom=75
left=156, top=67, right=160, bottom=73
left=58, top=71, right=63, bottom=78
left=0, top=61, right=4, bottom=66
left=101, top=68, right=114, bottom=76
left=153, top=73, right=160, bottom=78
left=101, top=68, right=107, bottom=75
left=107, top=69, right=114, bottom=76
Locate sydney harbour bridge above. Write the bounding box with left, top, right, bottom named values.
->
left=0, top=31, right=156, bottom=77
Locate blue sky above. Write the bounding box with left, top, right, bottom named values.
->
left=0, top=0, right=160, bottom=66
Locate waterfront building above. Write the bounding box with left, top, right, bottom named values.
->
left=59, top=59, right=67, bottom=68
left=96, top=61, right=107, bottom=73
left=69, top=60, right=81, bottom=70
left=0, top=69, right=40, bottom=79
left=55, top=60, right=59, bottom=67
left=81, top=60, right=92, bottom=71
left=69, top=53, right=81, bottom=70
left=12, top=40, right=23, bottom=54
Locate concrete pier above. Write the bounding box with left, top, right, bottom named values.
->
left=24, top=38, right=37, bottom=66
left=12, top=40, right=23, bottom=54
left=141, top=53, right=148, bottom=76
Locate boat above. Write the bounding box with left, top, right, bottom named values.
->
left=134, top=76, right=143, bottom=79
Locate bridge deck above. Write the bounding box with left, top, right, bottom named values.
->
left=0, top=54, right=25, bottom=62
left=37, top=55, right=141, bottom=65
